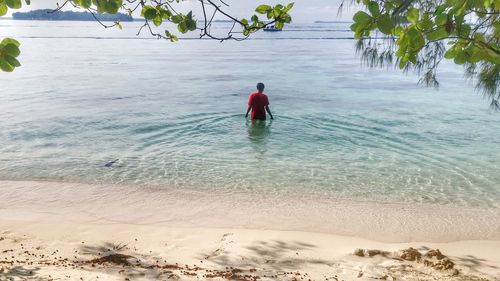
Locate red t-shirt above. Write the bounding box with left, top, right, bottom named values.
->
left=248, top=92, right=269, bottom=120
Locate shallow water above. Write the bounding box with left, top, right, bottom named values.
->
left=1, top=20, right=499, bottom=207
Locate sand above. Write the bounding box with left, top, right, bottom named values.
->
left=1, top=180, right=500, bottom=280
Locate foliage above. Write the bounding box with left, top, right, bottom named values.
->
left=347, top=0, right=500, bottom=108
left=0, top=0, right=294, bottom=72
left=0, top=37, right=21, bottom=72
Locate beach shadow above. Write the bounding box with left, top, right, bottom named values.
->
left=454, top=254, right=499, bottom=270
left=80, top=242, right=128, bottom=255
left=199, top=238, right=333, bottom=275
left=76, top=242, right=176, bottom=279
left=0, top=265, right=41, bottom=280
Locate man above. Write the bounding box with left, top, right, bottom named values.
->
left=245, top=82, right=274, bottom=120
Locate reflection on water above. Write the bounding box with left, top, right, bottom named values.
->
left=247, top=119, right=272, bottom=158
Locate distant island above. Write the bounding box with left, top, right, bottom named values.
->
left=12, top=9, right=133, bottom=22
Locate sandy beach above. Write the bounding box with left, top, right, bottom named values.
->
left=1, top=180, right=499, bottom=280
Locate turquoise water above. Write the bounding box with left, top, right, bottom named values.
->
left=1, top=21, right=499, bottom=207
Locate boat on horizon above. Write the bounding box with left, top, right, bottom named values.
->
left=263, top=25, right=281, bottom=32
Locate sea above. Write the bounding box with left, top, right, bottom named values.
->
left=1, top=20, right=499, bottom=208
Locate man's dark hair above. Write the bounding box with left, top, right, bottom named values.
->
left=257, top=82, right=265, bottom=91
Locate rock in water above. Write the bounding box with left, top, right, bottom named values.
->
left=104, top=159, right=119, bottom=167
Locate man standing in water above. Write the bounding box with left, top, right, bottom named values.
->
left=245, top=82, right=274, bottom=120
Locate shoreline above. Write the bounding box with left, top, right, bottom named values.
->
left=1, top=180, right=499, bottom=243
left=1, top=180, right=500, bottom=280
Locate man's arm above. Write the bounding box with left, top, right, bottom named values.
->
left=265, top=106, right=274, bottom=120
left=245, top=106, right=252, bottom=118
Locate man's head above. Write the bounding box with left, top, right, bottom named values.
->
left=256, top=82, right=265, bottom=93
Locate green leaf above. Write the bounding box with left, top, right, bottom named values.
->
left=4, top=55, right=20, bottom=67
left=398, top=58, right=407, bottom=69
left=255, top=4, right=271, bottom=14
left=444, top=48, right=456, bottom=59
left=164, top=30, right=178, bottom=42
left=456, top=24, right=470, bottom=38
left=426, top=27, right=449, bottom=41
left=393, top=27, right=404, bottom=36
left=353, top=11, right=372, bottom=25
left=468, top=47, right=486, bottom=63
left=266, top=10, right=273, bottom=19
left=273, top=4, right=283, bottom=18
left=452, top=0, right=468, bottom=16
left=406, top=7, right=419, bottom=23
left=275, top=21, right=284, bottom=30
left=434, top=4, right=447, bottom=15
left=153, top=15, right=162, bottom=27
left=1, top=38, right=20, bottom=47
left=350, top=22, right=360, bottom=32
left=282, top=14, right=291, bottom=23
left=170, top=15, right=183, bottom=24
left=377, top=14, right=394, bottom=34
left=186, top=18, right=196, bottom=31
left=177, top=21, right=188, bottom=33
left=3, top=43, right=20, bottom=57
left=75, top=0, right=91, bottom=8
left=5, top=0, right=21, bottom=9
left=24, top=0, right=30, bottom=4
left=454, top=51, right=466, bottom=64
left=485, top=48, right=500, bottom=64
left=392, top=0, right=412, bottom=15
left=435, top=14, right=447, bottom=25
left=417, top=13, right=433, bottom=31
left=142, top=6, right=156, bottom=20
left=408, top=27, right=424, bottom=51
left=160, top=9, right=172, bottom=19
left=408, top=54, right=417, bottom=64
left=284, top=2, right=294, bottom=13
left=368, top=1, right=380, bottom=17
left=0, top=3, right=7, bottom=16
left=105, top=0, right=121, bottom=14
left=0, top=59, right=14, bottom=72
left=473, top=32, right=485, bottom=42
left=80, top=0, right=92, bottom=8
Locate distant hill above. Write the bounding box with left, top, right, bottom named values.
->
left=12, top=9, right=133, bottom=22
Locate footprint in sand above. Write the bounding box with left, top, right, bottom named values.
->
left=204, top=233, right=234, bottom=259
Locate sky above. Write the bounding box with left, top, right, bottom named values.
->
left=10, top=0, right=358, bottom=22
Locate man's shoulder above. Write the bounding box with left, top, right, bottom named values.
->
left=250, top=92, right=267, bottom=96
